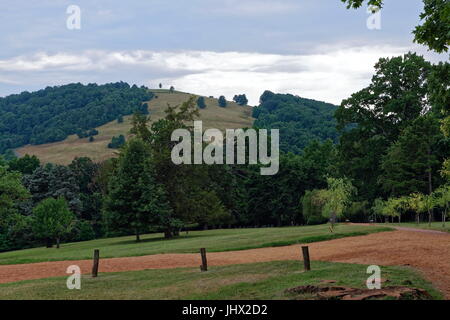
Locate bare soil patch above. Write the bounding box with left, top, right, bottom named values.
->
left=286, top=285, right=432, bottom=300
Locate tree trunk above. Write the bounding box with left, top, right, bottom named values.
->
left=56, top=238, right=60, bottom=249
left=443, top=212, right=446, bottom=228
left=427, top=149, right=433, bottom=227
left=164, top=229, right=173, bottom=239
left=428, top=209, right=432, bottom=227
left=135, top=228, right=141, bottom=242
left=46, top=238, right=53, bottom=248
left=331, top=212, right=336, bottom=230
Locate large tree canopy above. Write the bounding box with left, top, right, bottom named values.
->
left=335, top=53, right=434, bottom=201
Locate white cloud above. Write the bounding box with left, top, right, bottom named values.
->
left=0, top=45, right=417, bottom=105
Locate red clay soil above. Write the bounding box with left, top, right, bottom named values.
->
left=0, top=229, right=449, bottom=298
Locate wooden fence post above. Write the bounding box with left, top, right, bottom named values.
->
left=200, top=248, right=208, bottom=272
left=92, top=249, right=100, bottom=277
left=301, top=246, right=311, bottom=271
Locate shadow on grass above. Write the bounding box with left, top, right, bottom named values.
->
left=216, top=228, right=394, bottom=253
left=111, top=234, right=206, bottom=246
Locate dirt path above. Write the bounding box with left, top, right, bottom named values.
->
left=391, top=226, right=448, bottom=234
left=1, top=230, right=449, bottom=298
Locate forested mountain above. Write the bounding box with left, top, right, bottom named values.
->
left=252, top=91, right=339, bottom=154
left=0, top=82, right=152, bottom=154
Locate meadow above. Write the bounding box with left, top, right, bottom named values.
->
left=0, top=260, right=441, bottom=300
left=0, top=224, right=391, bottom=265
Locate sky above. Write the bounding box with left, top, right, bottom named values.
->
left=0, top=0, right=446, bottom=105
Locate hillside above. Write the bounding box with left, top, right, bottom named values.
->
left=0, top=82, right=152, bottom=155
left=253, top=91, right=338, bottom=154
left=10, top=87, right=340, bottom=164
left=16, top=90, right=254, bottom=164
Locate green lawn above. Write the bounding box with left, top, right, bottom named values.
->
left=0, top=261, right=441, bottom=300
left=0, top=224, right=392, bottom=265
left=383, top=222, right=450, bottom=233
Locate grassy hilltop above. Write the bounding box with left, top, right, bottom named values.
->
left=16, top=90, right=254, bottom=165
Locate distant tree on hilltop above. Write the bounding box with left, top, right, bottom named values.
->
left=197, top=96, right=206, bottom=109
left=218, top=96, right=227, bottom=108
left=233, top=94, right=248, bottom=106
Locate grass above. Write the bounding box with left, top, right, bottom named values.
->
left=0, top=260, right=441, bottom=300
left=16, top=90, right=254, bottom=165
left=0, top=224, right=392, bottom=265
left=382, top=221, right=450, bottom=233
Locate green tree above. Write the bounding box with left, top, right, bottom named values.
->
left=433, top=185, right=450, bottom=227
left=32, top=197, right=75, bottom=249
left=189, top=190, right=231, bottom=229
left=108, top=135, right=126, bottom=149
left=218, top=96, right=227, bottom=108
left=379, top=114, right=446, bottom=197
left=23, top=164, right=81, bottom=215
left=103, top=138, right=172, bottom=242
left=371, top=198, right=386, bottom=223
left=422, top=193, right=437, bottom=226
left=407, top=193, right=426, bottom=224
left=68, top=157, right=103, bottom=237
left=321, top=177, right=356, bottom=230
left=336, top=53, right=432, bottom=201
left=197, top=96, right=207, bottom=109
left=0, top=167, right=30, bottom=230
left=383, top=197, right=409, bottom=223
left=8, top=154, right=40, bottom=175
left=130, top=96, right=233, bottom=235
left=233, top=94, right=248, bottom=106
left=301, top=189, right=328, bottom=225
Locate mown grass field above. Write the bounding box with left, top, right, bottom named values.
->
left=0, top=260, right=441, bottom=300
left=379, top=222, right=450, bottom=233
left=16, top=90, right=254, bottom=165
left=0, top=224, right=392, bottom=265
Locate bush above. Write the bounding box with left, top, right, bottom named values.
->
left=197, top=97, right=206, bottom=109
left=233, top=94, right=248, bottom=106
left=72, top=220, right=96, bottom=242
left=108, top=135, right=126, bottom=149
left=218, top=96, right=227, bottom=108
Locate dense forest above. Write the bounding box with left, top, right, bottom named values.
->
left=0, top=82, right=152, bottom=154
left=252, top=91, right=339, bottom=153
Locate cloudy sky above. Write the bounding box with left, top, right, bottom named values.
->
left=0, top=0, right=446, bottom=105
